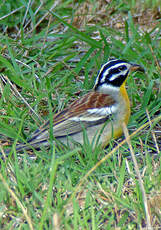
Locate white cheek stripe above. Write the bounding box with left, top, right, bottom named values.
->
left=95, top=62, right=130, bottom=85
left=109, top=69, right=127, bottom=81
left=102, top=63, right=130, bottom=82
left=101, top=69, right=110, bottom=82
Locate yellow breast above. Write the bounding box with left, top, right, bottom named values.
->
left=101, top=82, right=131, bottom=147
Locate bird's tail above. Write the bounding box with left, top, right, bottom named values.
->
left=0, top=124, right=50, bottom=157
left=0, top=138, right=49, bottom=157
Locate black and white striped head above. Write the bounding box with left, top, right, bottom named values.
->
left=94, top=59, right=144, bottom=91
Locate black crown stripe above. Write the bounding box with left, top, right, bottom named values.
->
left=102, top=59, right=127, bottom=70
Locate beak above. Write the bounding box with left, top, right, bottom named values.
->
left=130, top=63, right=145, bottom=73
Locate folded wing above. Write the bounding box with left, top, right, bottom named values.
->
left=29, top=92, right=117, bottom=141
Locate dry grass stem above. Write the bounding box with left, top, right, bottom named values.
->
left=52, top=213, right=61, bottom=230
left=0, top=6, right=24, bottom=21
left=41, top=15, right=52, bottom=54
left=122, top=122, right=152, bottom=230
left=21, top=0, right=32, bottom=26
left=0, top=172, right=34, bottom=230
left=1, top=75, right=42, bottom=124
left=149, top=44, right=161, bottom=75
left=62, top=114, right=161, bottom=217
left=29, top=0, right=61, bottom=34
left=146, top=108, right=160, bottom=154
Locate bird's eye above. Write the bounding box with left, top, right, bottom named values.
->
left=118, top=66, right=126, bottom=71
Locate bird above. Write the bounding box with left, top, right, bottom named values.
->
left=2, top=59, right=144, bottom=154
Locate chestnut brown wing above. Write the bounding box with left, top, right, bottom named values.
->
left=51, top=92, right=116, bottom=136
left=28, top=92, right=116, bottom=141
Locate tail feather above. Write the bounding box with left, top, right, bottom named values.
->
left=0, top=138, right=49, bottom=157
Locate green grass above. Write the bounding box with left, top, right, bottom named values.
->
left=0, top=0, right=161, bottom=229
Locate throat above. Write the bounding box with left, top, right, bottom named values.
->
left=96, top=84, right=120, bottom=94
left=119, top=83, right=131, bottom=124
left=120, top=83, right=129, bottom=103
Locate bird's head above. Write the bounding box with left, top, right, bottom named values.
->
left=94, top=59, right=144, bottom=92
